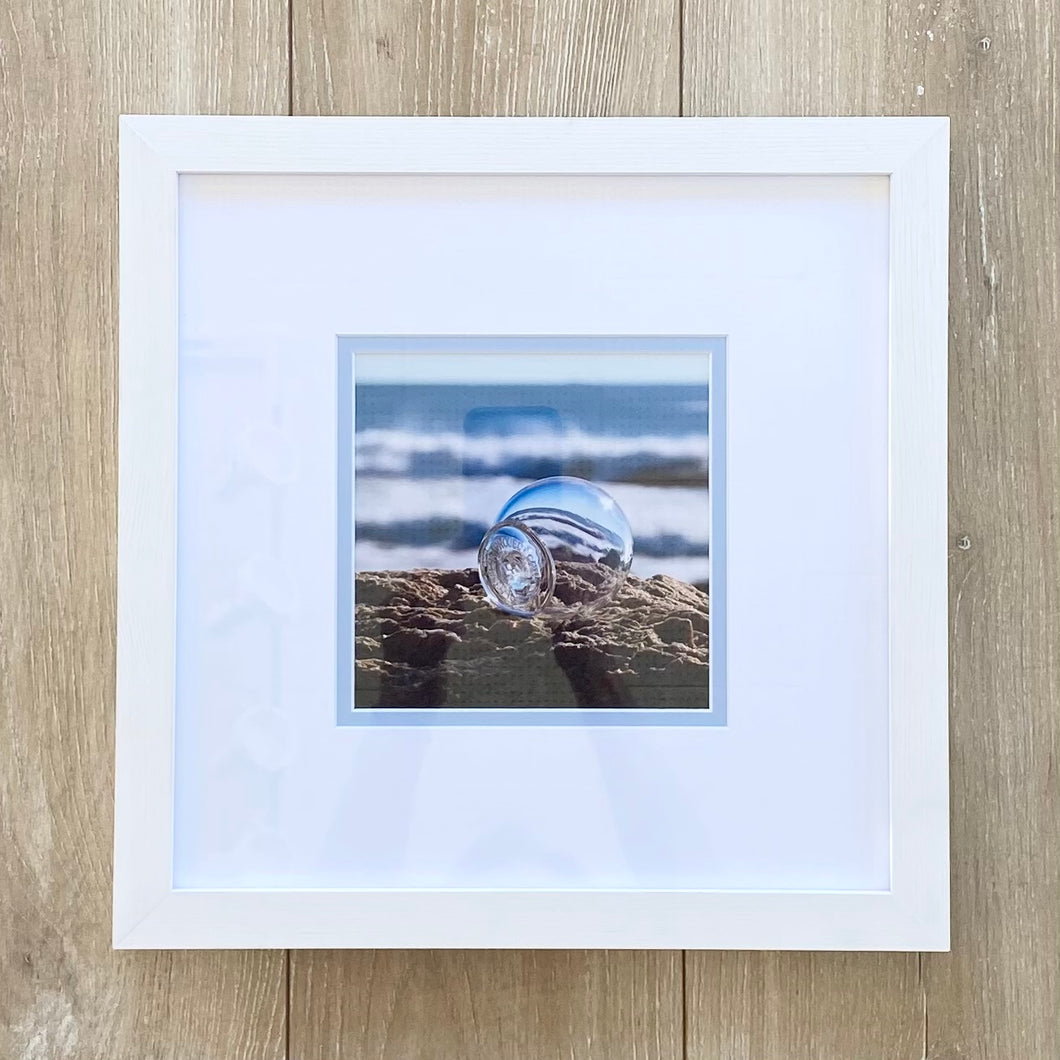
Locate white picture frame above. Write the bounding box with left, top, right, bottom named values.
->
left=116, top=116, right=949, bottom=950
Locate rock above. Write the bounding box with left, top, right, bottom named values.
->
left=653, top=616, right=695, bottom=647
left=631, top=648, right=674, bottom=671
left=353, top=568, right=709, bottom=711
left=380, top=625, right=460, bottom=667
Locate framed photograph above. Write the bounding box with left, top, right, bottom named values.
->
left=115, top=116, right=949, bottom=950
left=336, top=334, right=724, bottom=725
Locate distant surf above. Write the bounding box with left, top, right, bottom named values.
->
left=353, top=383, right=711, bottom=586
left=355, top=426, right=709, bottom=486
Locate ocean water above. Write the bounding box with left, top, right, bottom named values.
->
left=353, top=383, right=710, bottom=587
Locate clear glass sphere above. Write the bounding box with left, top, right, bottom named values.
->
left=477, top=476, right=634, bottom=618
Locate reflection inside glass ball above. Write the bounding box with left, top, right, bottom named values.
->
left=478, top=477, right=634, bottom=618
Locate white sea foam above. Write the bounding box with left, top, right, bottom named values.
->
left=353, top=476, right=710, bottom=547
left=354, top=426, right=709, bottom=480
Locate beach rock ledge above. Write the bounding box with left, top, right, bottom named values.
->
left=355, top=568, right=709, bottom=710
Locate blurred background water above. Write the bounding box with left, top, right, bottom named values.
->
left=354, top=382, right=710, bottom=589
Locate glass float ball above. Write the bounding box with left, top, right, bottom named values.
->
left=477, top=476, right=634, bottom=619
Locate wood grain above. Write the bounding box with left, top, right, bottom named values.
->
left=293, top=0, right=678, bottom=115
left=918, top=1, right=1060, bottom=1057
left=292, top=950, right=682, bottom=1060
left=290, top=2, right=681, bottom=1057
left=0, top=1, right=290, bottom=1058
left=686, top=952, right=925, bottom=1060
left=684, top=1, right=1059, bottom=1058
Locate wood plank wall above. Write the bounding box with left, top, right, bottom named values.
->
left=1, top=1, right=1055, bottom=1057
